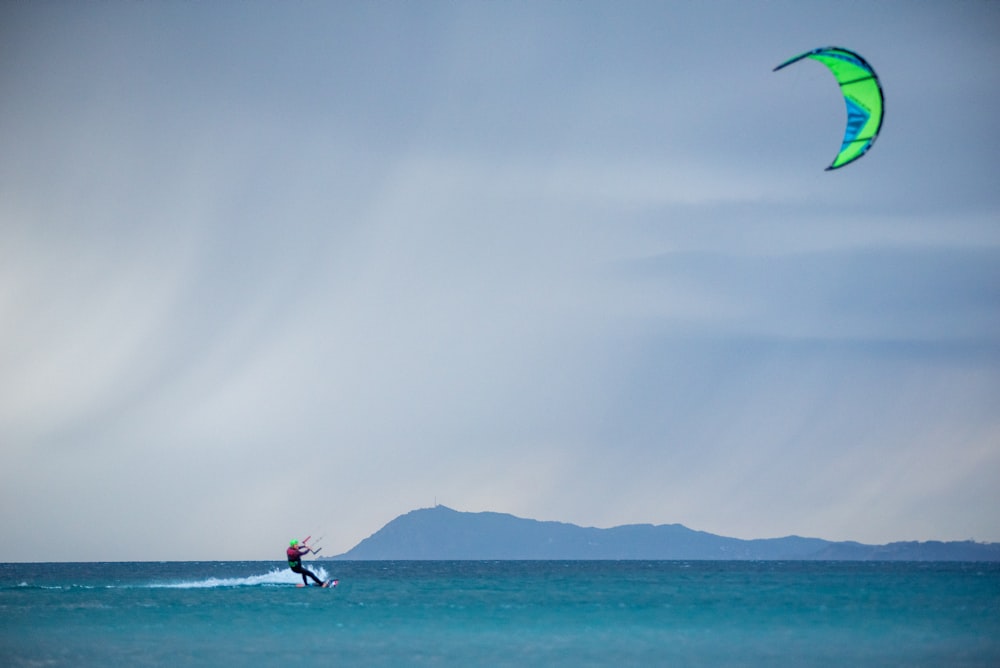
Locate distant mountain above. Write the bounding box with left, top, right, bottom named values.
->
left=329, top=506, right=1000, bottom=561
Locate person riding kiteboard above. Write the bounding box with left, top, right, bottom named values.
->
left=286, top=539, right=328, bottom=587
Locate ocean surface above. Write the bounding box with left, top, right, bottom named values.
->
left=2, top=560, right=998, bottom=667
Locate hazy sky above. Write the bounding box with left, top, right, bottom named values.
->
left=2, top=1, right=998, bottom=561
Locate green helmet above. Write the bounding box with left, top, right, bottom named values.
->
left=290, top=539, right=298, bottom=547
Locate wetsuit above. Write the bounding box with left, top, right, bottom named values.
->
left=286, top=546, right=323, bottom=586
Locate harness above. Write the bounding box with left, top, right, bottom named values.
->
left=286, top=546, right=302, bottom=568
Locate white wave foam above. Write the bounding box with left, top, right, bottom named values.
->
left=151, top=566, right=332, bottom=589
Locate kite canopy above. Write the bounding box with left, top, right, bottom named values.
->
left=774, top=47, right=884, bottom=170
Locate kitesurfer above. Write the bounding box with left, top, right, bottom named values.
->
left=286, top=539, right=324, bottom=586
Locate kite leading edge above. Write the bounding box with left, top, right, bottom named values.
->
left=774, top=47, right=885, bottom=170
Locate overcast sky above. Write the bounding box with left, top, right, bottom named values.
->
left=2, top=1, right=998, bottom=561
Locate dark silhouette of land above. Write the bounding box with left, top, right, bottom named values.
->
left=329, top=506, right=1000, bottom=561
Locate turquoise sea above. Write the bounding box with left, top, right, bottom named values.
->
left=2, top=560, right=998, bottom=666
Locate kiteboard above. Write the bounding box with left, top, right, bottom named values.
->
left=296, top=579, right=338, bottom=588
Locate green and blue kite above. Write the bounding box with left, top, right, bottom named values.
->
left=774, top=47, right=885, bottom=170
